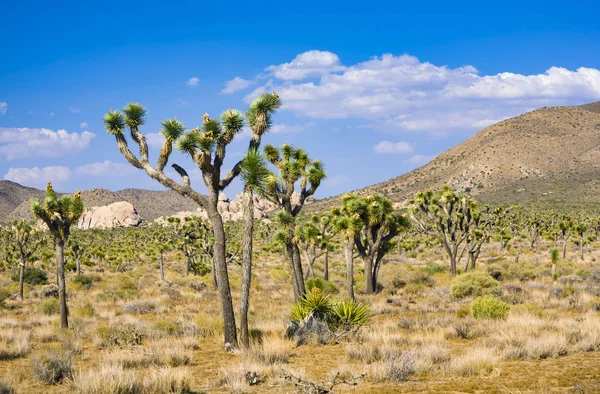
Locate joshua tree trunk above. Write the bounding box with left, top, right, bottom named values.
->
left=562, top=237, right=568, bottom=259
left=19, top=255, right=25, bottom=300
left=56, top=240, right=68, bottom=329
left=364, top=255, right=375, bottom=294
left=185, top=255, right=191, bottom=276
left=207, top=202, right=238, bottom=347
left=580, top=240, right=584, bottom=261
left=76, top=256, right=81, bottom=276
left=323, top=250, right=329, bottom=281
left=211, top=257, right=218, bottom=288
left=159, top=251, right=165, bottom=281
left=239, top=188, right=253, bottom=348
left=344, top=239, right=355, bottom=300
left=515, top=250, right=520, bottom=264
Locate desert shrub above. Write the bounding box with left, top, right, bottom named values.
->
left=331, top=300, right=370, bottom=329
left=446, top=348, right=498, bottom=376
left=100, top=276, right=138, bottom=301
left=446, top=318, right=485, bottom=340
left=65, top=261, right=77, bottom=272
left=249, top=337, right=294, bottom=365
left=95, top=323, right=145, bottom=349
left=196, top=312, right=223, bottom=339
left=75, top=302, right=95, bottom=317
left=421, top=263, right=446, bottom=276
left=471, top=296, right=510, bottom=319
left=72, top=275, right=93, bottom=289
left=39, top=284, right=59, bottom=298
left=0, top=289, right=11, bottom=308
left=38, top=299, right=60, bottom=315
left=451, top=271, right=502, bottom=299
left=305, top=278, right=339, bottom=294
left=456, top=305, right=471, bottom=318
left=152, top=320, right=179, bottom=336
left=189, top=281, right=207, bottom=293
left=0, top=379, right=15, bottom=394
left=0, top=331, right=31, bottom=360
left=123, top=300, right=156, bottom=315
left=30, top=350, right=73, bottom=384
left=12, top=267, right=48, bottom=286
left=404, top=283, right=425, bottom=295
left=291, top=288, right=333, bottom=322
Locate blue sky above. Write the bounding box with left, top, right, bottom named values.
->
left=1, top=0, right=600, bottom=198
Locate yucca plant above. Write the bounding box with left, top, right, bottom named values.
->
left=291, top=288, right=333, bottom=321
left=331, top=299, right=370, bottom=329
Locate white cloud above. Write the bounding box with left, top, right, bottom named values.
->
left=271, top=121, right=315, bottom=134
left=0, top=127, right=95, bottom=160
left=0, top=102, right=7, bottom=115
left=75, top=160, right=135, bottom=177
left=374, top=141, right=413, bottom=154
left=245, top=51, right=600, bottom=133
left=265, top=50, right=345, bottom=80
left=80, top=122, right=89, bottom=129
left=145, top=132, right=165, bottom=149
left=4, top=166, right=71, bottom=188
left=406, top=154, right=435, bottom=165
left=186, top=77, right=199, bottom=87
left=222, top=77, right=253, bottom=94
left=69, top=106, right=80, bottom=114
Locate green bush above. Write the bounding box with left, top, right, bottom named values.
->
left=421, top=263, right=447, bottom=276
left=0, top=288, right=11, bottom=308
left=291, top=288, right=332, bottom=321
left=451, top=271, right=502, bottom=299
left=456, top=304, right=471, bottom=318
left=99, top=276, right=138, bottom=301
left=12, top=267, right=48, bottom=286
left=38, top=299, right=60, bottom=315
left=305, top=278, right=339, bottom=294
left=331, top=299, right=370, bottom=328
left=64, top=261, right=77, bottom=272
left=72, top=275, right=92, bottom=289
left=471, top=295, right=510, bottom=319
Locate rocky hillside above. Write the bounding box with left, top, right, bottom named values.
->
left=314, top=102, right=600, bottom=211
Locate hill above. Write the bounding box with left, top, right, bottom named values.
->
left=313, top=102, right=600, bottom=211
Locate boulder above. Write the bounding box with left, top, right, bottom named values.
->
left=78, top=201, right=146, bottom=230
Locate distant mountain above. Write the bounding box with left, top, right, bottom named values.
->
left=312, top=102, right=600, bottom=211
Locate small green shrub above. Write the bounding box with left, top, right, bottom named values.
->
left=305, top=278, right=339, bottom=294
left=456, top=305, right=471, bottom=318
left=331, top=300, right=370, bottom=329
left=64, top=261, right=77, bottom=272
left=451, top=271, right=502, bottom=299
left=12, top=267, right=48, bottom=286
left=0, top=288, right=11, bottom=308
left=291, top=288, right=332, bottom=321
left=30, top=350, right=73, bottom=384
left=421, top=263, right=447, bottom=276
left=75, top=302, right=95, bottom=317
left=38, top=299, right=60, bottom=315
left=471, top=295, right=510, bottom=319
left=71, top=275, right=92, bottom=289
left=99, top=276, right=138, bottom=301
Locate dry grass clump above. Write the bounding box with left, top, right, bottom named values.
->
left=445, top=317, right=486, bottom=340
left=0, top=378, right=15, bottom=394
left=248, top=336, right=294, bottom=365
left=0, top=330, right=31, bottom=360
left=30, top=349, right=74, bottom=384
left=93, top=321, right=146, bottom=349
left=446, top=348, right=499, bottom=377
left=218, top=360, right=276, bottom=393
left=346, top=344, right=399, bottom=364
left=409, top=342, right=450, bottom=373
left=71, top=364, right=191, bottom=394
left=196, top=311, right=224, bottom=339
left=367, top=352, right=416, bottom=382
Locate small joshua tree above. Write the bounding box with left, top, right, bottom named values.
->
left=551, top=247, right=559, bottom=286
left=558, top=218, right=573, bottom=259
left=11, top=220, right=45, bottom=299
left=332, top=204, right=364, bottom=300
left=31, top=183, right=84, bottom=329
left=104, top=94, right=280, bottom=347
left=263, top=143, right=326, bottom=301
left=574, top=222, right=589, bottom=261
left=67, top=237, right=86, bottom=276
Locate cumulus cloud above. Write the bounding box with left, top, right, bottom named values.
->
left=0, top=128, right=95, bottom=160
left=145, top=132, right=165, bottom=149
left=80, top=122, right=88, bottom=129
left=186, top=77, right=199, bottom=87
left=271, top=121, right=316, bottom=134
left=0, top=102, right=6, bottom=115
left=222, top=77, right=253, bottom=94
left=75, top=160, right=135, bottom=177
left=245, top=51, right=600, bottom=133
left=4, top=166, right=72, bottom=188
left=374, top=141, right=413, bottom=154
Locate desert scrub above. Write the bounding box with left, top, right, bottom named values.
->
left=471, top=295, right=510, bottom=319
left=95, top=323, right=145, bottom=348
left=0, top=330, right=31, bottom=360
left=12, top=267, right=48, bottom=286
left=196, top=311, right=224, bottom=339
left=248, top=337, right=294, bottom=365
left=331, top=299, right=370, bottom=329
left=38, top=298, right=60, bottom=315
left=30, top=349, right=73, bottom=384
left=305, top=277, right=339, bottom=294
left=99, top=276, right=139, bottom=301
left=446, top=348, right=498, bottom=376
left=0, top=379, right=15, bottom=394
left=71, top=274, right=93, bottom=290
left=450, top=271, right=502, bottom=299
left=291, top=288, right=333, bottom=322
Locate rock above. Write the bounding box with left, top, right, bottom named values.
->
left=285, top=315, right=334, bottom=345
left=78, top=201, right=146, bottom=230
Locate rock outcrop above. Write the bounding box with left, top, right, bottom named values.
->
left=155, top=193, right=279, bottom=224
left=77, top=201, right=146, bottom=230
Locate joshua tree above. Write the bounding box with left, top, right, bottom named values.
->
left=67, top=237, right=86, bottom=275
left=294, top=220, right=323, bottom=280
left=238, top=148, right=269, bottom=348
left=332, top=201, right=366, bottom=300
left=558, top=218, right=574, bottom=259
left=152, top=228, right=172, bottom=281
left=31, top=183, right=84, bottom=329
left=11, top=220, right=44, bottom=299
left=347, top=194, right=410, bottom=294
left=263, top=143, right=326, bottom=301
left=551, top=247, right=559, bottom=286
left=103, top=94, right=280, bottom=347
left=574, top=222, right=589, bottom=260
left=524, top=217, right=541, bottom=252
left=410, top=186, right=476, bottom=276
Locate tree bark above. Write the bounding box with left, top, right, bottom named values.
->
left=239, top=188, right=253, bottom=348
left=323, top=250, right=329, bottom=281
left=19, top=255, right=25, bottom=300
left=344, top=240, right=355, bottom=300
left=56, top=241, right=68, bottom=329
left=291, top=244, right=305, bottom=301
left=364, top=255, right=374, bottom=294
left=207, top=203, right=238, bottom=347
left=76, top=256, right=81, bottom=276
left=562, top=237, right=568, bottom=259
left=185, top=255, right=190, bottom=276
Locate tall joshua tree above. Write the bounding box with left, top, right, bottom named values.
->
left=238, top=148, right=269, bottom=348
left=347, top=194, right=409, bottom=294
left=559, top=218, right=574, bottom=259
left=410, top=186, right=477, bottom=276
left=332, top=202, right=364, bottom=300
left=103, top=94, right=280, bottom=347
left=31, top=183, right=84, bottom=329
left=263, top=143, right=326, bottom=301
left=11, top=220, right=44, bottom=300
